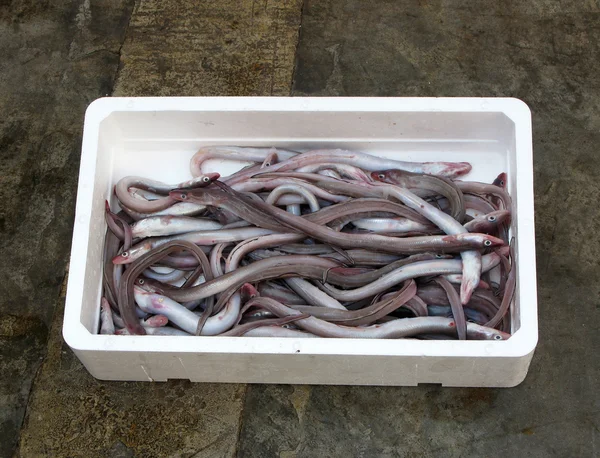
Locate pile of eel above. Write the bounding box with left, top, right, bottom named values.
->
left=100, top=147, right=515, bottom=341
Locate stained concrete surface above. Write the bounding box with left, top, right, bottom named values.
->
left=0, top=1, right=135, bottom=456
left=2, top=0, right=303, bottom=457
left=1, top=0, right=599, bottom=457
left=18, top=300, right=245, bottom=457
left=237, top=1, right=600, bottom=457
left=113, top=0, right=302, bottom=96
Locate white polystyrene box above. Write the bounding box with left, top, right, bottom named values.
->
left=63, top=97, right=537, bottom=387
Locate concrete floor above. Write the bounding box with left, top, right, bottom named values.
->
left=0, top=0, right=598, bottom=456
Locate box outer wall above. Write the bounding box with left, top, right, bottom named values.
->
left=63, top=97, right=537, bottom=387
